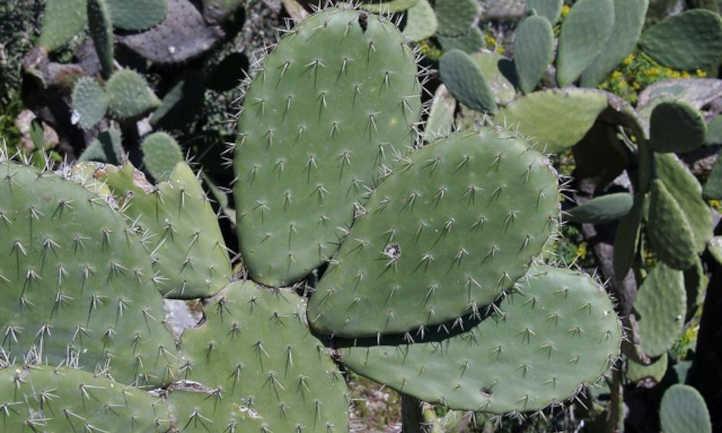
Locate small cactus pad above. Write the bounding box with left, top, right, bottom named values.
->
left=140, top=132, right=184, bottom=181
left=635, top=263, right=686, bottom=357
left=424, top=85, right=456, bottom=141
left=234, top=8, right=421, bottom=287
left=580, top=0, right=648, bottom=88
left=656, top=153, right=712, bottom=253
left=71, top=77, right=109, bottom=130
left=402, top=0, right=438, bottom=42
left=308, top=130, right=559, bottom=337
left=527, top=0, right=562, bottom=23
left=703, top=155, right=722, bottom=199
left=626, top=353, right=668, bottom=383
left=101, top=163, right=231, bottom=299
left=437, top=27, right=485, bottom=54
left=567, top=193, right=633, bottom=225
left=38, top=0, right=88, bottom=51
left=472, top=51, right=516, bottom=105
left=440, top=49, right=498, bottom=113
left=639, top=10, right=722, bottom=70
left=107, top=0, right=167, bottom=31
left=79, top=127, right=124, bottom=164
left=647, top=179, right=697, bottom=270
left=650, top=100, right=707, bottom=153
left=106, top=69, right=161, bottom=120
left=0, top=366, right=172, bottom=433
left=660, top=385, right=712, bottom=433
left=513, top=15, right=554, bottom=94
left=497, top=88, right=608, bottom=153
left=0, top=162, right=178, bottom=385
left=171, top=281, right=349, bottom=433
left=340, top=266, right=622, bottom=413
left=556, top=0, right=614, bottom=86
left=87, top=0, right=114, bottom=79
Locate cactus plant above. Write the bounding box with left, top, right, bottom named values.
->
left=440, top=49, right=497, bottom=113
left=513, top=15, right=554, bottom=94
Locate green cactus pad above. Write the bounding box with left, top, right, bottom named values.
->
left=640, top=10, right=722, bottom=70
left=107, top=0, right=167, bottom=31
left=650, top=101, right=706, bottom=153
left=79, top=127, right=124, bottom=164
left=87, top=0, right=114, bottom=79
left=106, top=69, right=161, bottom=120
left=527, top=0, right=562, bottom=23
left=613, top=199, right=642, bottom=279
left=340, top=266, right=622, bottom=413
left=171, top=281, right=349, bottom=433
left=705, top=114, right=722, bottom=145
left=435, top=0, right=480, bottom=37
left=440, top=49, right=497, bottom=113
left=647, top=179, right=697, bottom=270
left=626, top=353, right=668, bottom=383
left=38, top=0, right=88, bottom=51
left=656, top=153, right=712, bottom=253
left=361, top=0, right=419, bottom=13
left=513, top=16, right=554, bottom=94
left=556, top=0, right=614, bottom=86
left=660, top=385, right=712, bottom=433
left=140, top=132, right=184, bottom=181
left=100, top=163, right=231, bottom=299
left=684, top=257, right=707, bottom=315
left=567, top=193, right=633, bottom=225
left=424, top=85, right=456, bottom=141
left=703, top=156, right=722, bottom=199
left=308, top=130, right=559, bottom=337
left=472, top=51, right=516, bottom=105
left=0, top=162, right=178, bottom=385
left=72, top=77, right=109, bottom=130
left=402, top=0, right=438, bottom=41
left=635, top=263, right=686, bottom=357
left=0, top=366, right=172, bottom=433
left=234, top=8, right=421, bottom=287
left=580, top=0, right=648, bottom=87
left=497, top=88, right=608, bottom=153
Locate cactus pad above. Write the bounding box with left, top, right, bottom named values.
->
left=107, top=69, right=161, bottom=120
left=650, top=100, right=706, bottom=154
left=497, top=88, right=609, bottom=153
left=639, top=10, right=722, bottom=70
left=556, top=0, right=614, bottom=86
left=567, top=193, right=633, bottom=225
left=527, top=0, right=562, bottom=23
left=234, top=8, right=421, bottom=287
left=626, top=353, right=668, bottom=383
left=308, top=130, right=559, bottom=337
left=440, top=49, right=498, bottom=113
left=0, top=366, right=171, bottom=433
left=340, top=266, right=622, bottom=413
left=434, top=0, right=480, bottom=37
left=655, top=153, right=712, bottom=253
left=635, top=263, right=686, bottom=357
left=513, top=15, right=554, bottom=94
left=101, top=163, right=231, bottom=299
left=79, top=127, right=124, bottom=164
left=38, top=0, right=88, bottom=51
left=647, top=179, right=697, bottom=270
left=72, top=77, right=109, bottom=130
left=660, top=385, right=712, bottom=433
left=580, top=0, right=648, bottom=88
left=402, top=0, right=438, bottom=42
left=0, top=162, right=178, bottom=385
left=171, top=281, right=349, bottom=433
left=361, top=0, right=419, bottom=13
left=87, top=0, right=114, bottom=79
left=140, top=132, right=184, bottom=181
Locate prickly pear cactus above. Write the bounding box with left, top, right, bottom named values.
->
left=171, top=281, right=349, bottom=433
left=234, top=8, right=421, bottom=287
left=308, top=129, right=560, bottom=337
left=0, top=162, right=178, bottom=385
left=0, top=366, right=172, bottom=433
left=340, top=266, right=622, bottom=413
